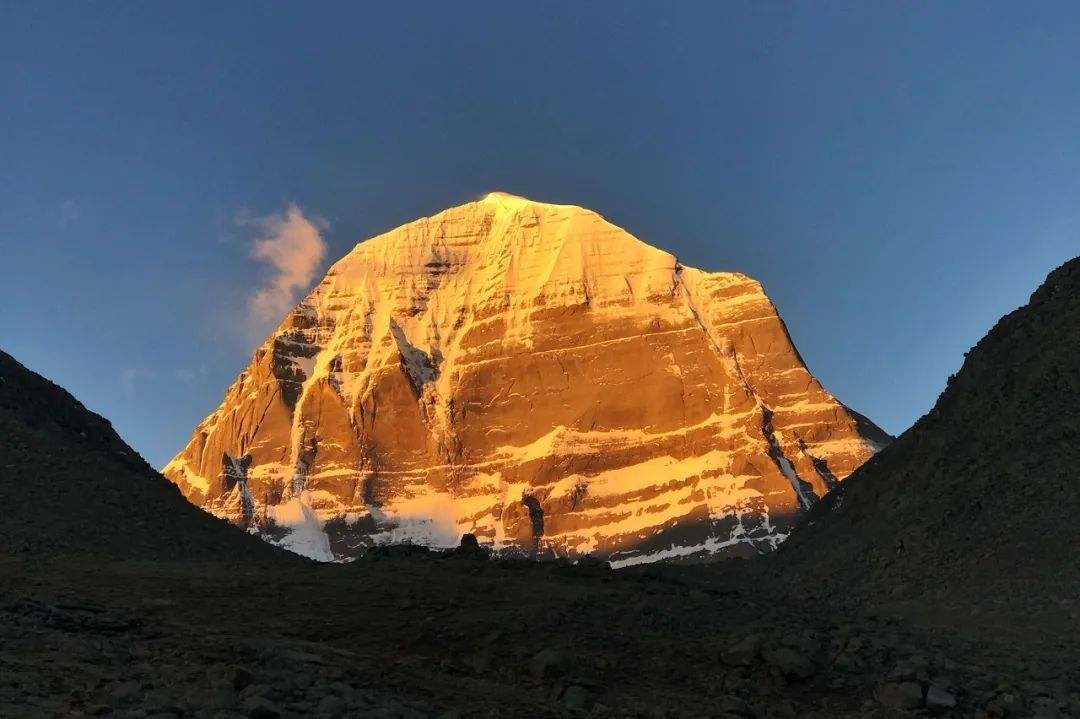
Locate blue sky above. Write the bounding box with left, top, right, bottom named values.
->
left=3, top=2, right=1078, bottom=467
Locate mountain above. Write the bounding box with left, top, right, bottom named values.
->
left=164, top=192, right=889, bottom=563
left=776, top=257, right=1080, bottom=606
left=0, top=348, right=284, bottom=561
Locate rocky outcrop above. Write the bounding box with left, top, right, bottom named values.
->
left=164, top=192, right=888, bottom=562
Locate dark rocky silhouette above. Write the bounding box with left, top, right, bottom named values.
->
left=0, top=349, right=286, bottom=562
left=776, top=257, right=1080, bottom=611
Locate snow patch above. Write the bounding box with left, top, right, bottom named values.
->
left=367, top=492, right=463, bottom=548
left=267, top=496, right=335, bottom=562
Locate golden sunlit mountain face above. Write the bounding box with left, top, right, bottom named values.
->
left=163, top=195, right=886, bottom=563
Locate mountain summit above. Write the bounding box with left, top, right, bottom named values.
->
left=164, top=194, right=888, bottom=562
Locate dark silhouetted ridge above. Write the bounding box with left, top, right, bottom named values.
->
left=0, top=349, right=288, bottom=561
left=776, top=257, right=1080, bottom=604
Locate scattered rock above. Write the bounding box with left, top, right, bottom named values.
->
left=240, top=684, right=272, bottom=700
left=985, top=692, right=1026, bottom=717
left=232, top=666, right=254, bottom=691
left=142, top=598, right=176, bottom=609
left=457, top=533, right=481, bottom=553
left=717, top=694, right=756, bottom=717
left=562, top=684, right=591, bottom=710
left=888, top=655, right=929, bottom=683
left=274, top=649, right=327, bottom=666
left=721, top=635, right=762, bottom=667
left=110, top=679, right=141, bottom=703
left=315, top=693, right=346, bottom=716
left=926, top=684, right=957, bottom=711
left=877, top=681, right=924, bottom=710
left=530, top=649, right=569, bottom=681
left=761, top=646, right=815, bottom=680
left=467, top=648, right=492, bottom=674
left=568, top=554, right=611, bottom=574
left=779, top=631, right=820, bottom=657
left=143, top=701, right=184, bottom=717
left=207, top=684, right=238, bottom=709
left=244, top=695, right=283, bottom=719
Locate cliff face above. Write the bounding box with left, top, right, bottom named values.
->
left=164, top=193, right=887, bottom=563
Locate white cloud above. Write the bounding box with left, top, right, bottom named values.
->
left=244, top=203, right=328, bottom=324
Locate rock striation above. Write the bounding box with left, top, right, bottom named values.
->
left=164, top=192, right=888, bottom=562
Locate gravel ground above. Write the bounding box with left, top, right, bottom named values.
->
left=2, top=551, right=1077, bottom=718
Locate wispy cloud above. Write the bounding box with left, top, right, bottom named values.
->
left=243, top=203, right=328, bottom=324
left=173, top=366, right=208, bottom=383
left=122, top=367, right=206, bottom=395
left=120, top=368, right=158, bottom=396
left=58, top=199, right=81, bottom=228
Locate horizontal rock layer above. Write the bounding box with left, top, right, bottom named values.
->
left=164, top=193, right=887, bottom=562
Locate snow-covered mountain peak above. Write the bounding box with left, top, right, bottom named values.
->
left=164, top=197, right=888, bottom=563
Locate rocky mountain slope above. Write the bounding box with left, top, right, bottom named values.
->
left=776, top=257, right=1080, bottom=607
left=0, top=349, right=284, bottom=561
left=164, top=192, right=888, bottom=562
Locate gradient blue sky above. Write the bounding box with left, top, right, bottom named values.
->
left=3, top=2, right=1078, bottom=468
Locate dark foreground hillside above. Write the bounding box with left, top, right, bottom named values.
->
left=774, top=257, right=1080, bottom=611
left=2, top=258, right=1080, bottom=718
left=0, top=349, right=285, bottom=562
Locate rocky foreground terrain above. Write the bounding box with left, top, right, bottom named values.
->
left=164, top=193, right=888, bottom=563
left=3, top=548, right=1076, bottom=719
left=2, top=257, right=1079, bottom=718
